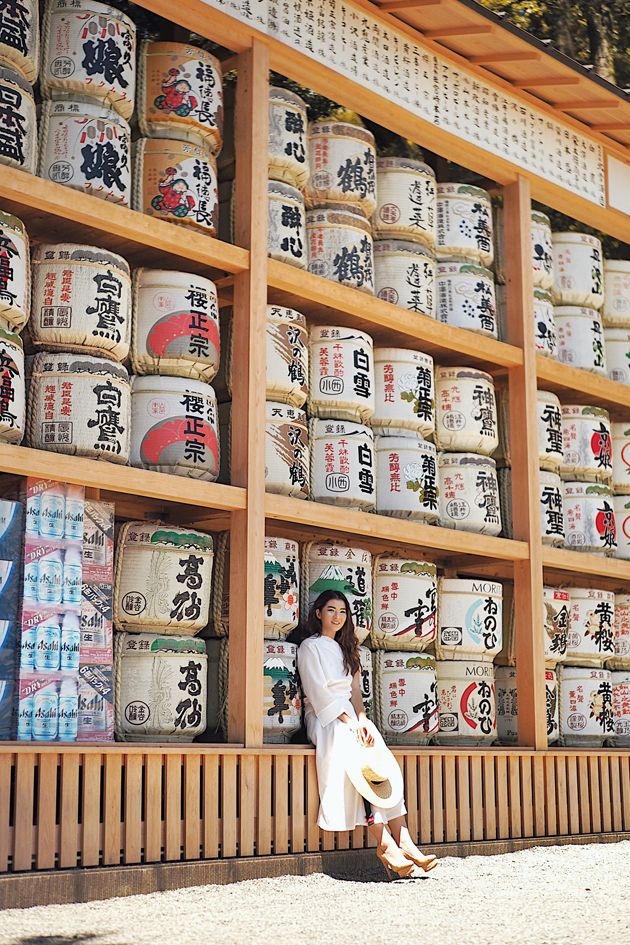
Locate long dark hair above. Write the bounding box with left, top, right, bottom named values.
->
left=302, top=590, right=361, bottom=677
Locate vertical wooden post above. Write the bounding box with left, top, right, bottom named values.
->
left=227, top=39, right=269, bottom=746
left=502, top=176, right=548, bottom=749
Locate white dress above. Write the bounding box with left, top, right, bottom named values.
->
left=297, top=634, right=406, bottom=831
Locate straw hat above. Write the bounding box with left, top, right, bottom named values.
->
left=342, top=731, right=404, bottom=809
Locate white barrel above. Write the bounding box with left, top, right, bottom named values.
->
left=436, top=262, right=497, bottom=338
left=371, top=555, right=437, bottom=653
left=0, top=328, right=24, bottom=444
left=263, top=639, right=301, bottom=743
left=305, top=121, right=376, bottom=218
left=552, top=232, right=604, bottom=310
left=268, top=87, right=308, bottom=190
left=372, top=348, right=434, bottom=439
left=373, top=240, right=435, bottom=317
left=567, top=587, right=615, bottom=666
left=373, top=650, right=438, bottom=745
left=359, top=645, right=374, bottom=720
left=131, top=269, right=220, bottom=382
left=375, top=435, right=438, bottom=522
left=266, top=402, right=309, bottom=499
left=113, top=522, right=213, bottom=635
left=301, top=540, right=372, bottom=644
left=264, top=537, right=299, bottom=638
left=555, top=306, right=606, bottom=375
left=27, top=353, right=130, bottom=462
left=268, top=180, right=307, bottom=269
left=604, top=329, right=630, bottom=385
left=373, top=157, right=436, bottom=247
left=544, top=587, right=570, bottom=665
left=531, top=211, right=554, bottom=290
left=536, top=391, right=563, bottom=472
left=137, top=42, right=222, bottom=153
left=436, top=578, right=502, bottom=662
left=608, top=595, right=630, bottom=672
left=558, top=665, right=613, bottom=746
left=563, top=482, right=616, bottom=555
left=0, top=0, right=38, bottom=83
left=129, top=375, right=219, bottom=480
left=114, top=632, right=207, bottom=742
left=614, top=495, right=630, bottom=561
left=308, top=326, right=374, bottom=423
left=310, top=418, right=374, bottom=511
left=539, top=471, right=565, bottom=547
left=39, top=100, right=130, bottom=205
left=603, top=260, right=630, bottom=328
left=31, top=244, right=131, bottom=361
left=495, top=667, right=560, bottom=744
left=611, top=671, right=630, bottom=745
left=266, top=306, right=308, bottom=407
left=560, top=405, right=612, bottom=483
left=533, top=290, right=557, bottom=358
left=306, top=205, right=374, bottom=294
left=434, top=661, right=496, bottom=746
left=438, top=452, right=501, bottom=535
left=434, top=367, right=498, bottom=455
left=0, top=66, right=36, bottom=173
left=612, top=422, right=630, bottom=494
left=435, top=183, right=493, bottom=267
left=0, top=211, right=29, bottom=332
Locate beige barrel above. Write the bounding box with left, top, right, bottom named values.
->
left=371, top=555, right=437, bottom=653
left=31, top=243, right=131, bottom=360
left=301, top=540, right=372, bottom=644
left=434, top=366, right=498, bottom=455
left=0, top=328, right=24, bottom=444
left=114, top=632, right=207, bottom=742
left=438, top=452, right=502, bottom=535
left=264, top=537, right=300, bottom=638
left=0, top=0, right=38, bottom=82
left=310, top=418, right=374, bottom=511
left=113, top=521, right=213, bottom=635
left=614, top=496, right=630, bottom=561
left=0, top=66, right=36, bottom=172
left=268, top=87, right=308, bottom=190
left=567, top=587, right=615, bottom=667
left=603, top=260, right=630, bottom=328
left=434, top=661, right=496, bottom=746
left=604, top=328, right=630, bottom=385
left=266, top=306, right=308, bottom=407
left=0, top=211, right=29, bottom=332
left=306, top=205, right=374, bottom=294
left=373, top=157, right=436, bottom=247
left=558, top=665, right=613, bottom=746
left=373, top=650, right=438, bottom=745
left=41, top=0, right=135, bottom=119
left=27, top=353, right=130, bottom=462
left=138, top=42, right=222, bottom=152
left=495, top=667, right=560, bottom=745
left=539, top=471, right=565, bottom=548
left=39, top=100, right=130, bottom=205
left=531, top=211, right=554, bottom=290
left=133, top=138, right=218, bottom=234
left=552, top=232, right=604, bottom=310
left=263, top=639, right=302, bottom=743
left=533, top=290, right=557, bottom=357
left=359, top=645, right=374, bottom=721
left=537, top=390, right=563, bottom=471
left=268, top=180, right=307, bottom=269
left=563, top=482, right=615, bottom=555
left=611, top=671, right=630, bottom=745
left=436, top=262, right=497, bottom=338
left=305, top=121, right=376, bottom=218
left=375, top=435, right=438, bottom=522
left=266, top=402, right=309, bottom=499
left=436, top=578, right=502, bottom=662
left=544, top=587, right=569, bottom=665
left=372, top=347, right=434, bottom=439
left=608, top=595, right=630, bottom=672
left=560, top=405, right=612, bottom=483
left=612, top=422, right=630, bottom=494
left=555, top=306, right=606, bottom=375
left=309, top=325, right=374, bottom=423
left=131, top=269, right=219, bottom=382
left=373, top=240, right=435, bottom=317
left=435, top=183, right=493, bottom=267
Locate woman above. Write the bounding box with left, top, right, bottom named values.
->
left=296, top=589, right=438, bottom=879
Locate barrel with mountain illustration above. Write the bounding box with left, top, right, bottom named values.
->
left=301, top=540, right=372, bottom=644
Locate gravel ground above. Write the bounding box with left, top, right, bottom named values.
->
left=1, top=842, right=629, bottom=945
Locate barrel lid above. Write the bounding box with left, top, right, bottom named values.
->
left=42, top=97, right=131, bottom=130
left=122, top=520, right=213, bottom=550
left=141, top=39, right=219, bottom=68
left=374, top=553, right=436, bottom=576
left=134, top=135, right=213, bottom=162
left=552, top=231, right=602, bottom=248
left=0, top=326, right=23, bottom=349
left=268, top=179, right=303, bottom=200
left=436, top=261, right=493, bottom=278
left=134, top=268, right=216, bottom=293
left=269, top=86, right=308, bottom=109
left=131, top=374, right=214, bottom=396
left=374, top=240, right=435, bottom=259
left=539, top=470, right=562, bottom=485
left=305, top=538, right=371, bottom=561
left=374, top=434, right=435, bottom=453
left=308, top=121, right=375, bottom=147
left=604, top=258, right=630, bottom=273
left=0, top=65, right=33, bottom=96
left=306, top=205, right=372, bottom=232
left=533, top=289, right=553, bottom=303
left=436, top=661, right=494, bottom=679
left=438, top=452, right=497, bottom=468
left=567, top=587, right=614, bottom=601
left=373, top=346, right=432, bottom=365
left=563, top=481, right=612, bottom=496
left=537, top=389, right=561, bottom=404
left=266, top=401, right=306, bottom=421
left=310, top=325, right=373, bottom=347
left=311, top=417, right=373, bottom=438
left=0, top=210, right=27, bottom=237
left=265, top=535, right=299, bottom=554
left=435, top=365, right=494, bottom=383
left=561, top=404, right=610, bottom=420
left=120, top=633, right=207, bottom=655
left=557, top=665, right=611, bottom=679
left=531, top=210, right=551, bottom=227
left=33, top=243, right=130, bottom=277
left=440, top=577, right=502, bottom=594
left=554, top=305, right=601, bottom=318
left=266, top=305, right=307, bottom=326
left=32, top=352, right=130, bottom=382
left=436, top=182, right=491, bottom=203
left=376, top=156, right=435, bottom=178
left=47, top=0, right=136, bottom=30
left=381, top=652, right=436, bottom=671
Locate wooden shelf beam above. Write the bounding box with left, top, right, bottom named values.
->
left=543, top=547, right=630, bottom=583
left=513, top=76, right=581, bottom=89
left=536, top=355, right=630, bottom=418
left=470, top=51, right=541, bottom=64
left=379, top=0, right=442, bottom=10
left=425, top=25, right=493, bottom=38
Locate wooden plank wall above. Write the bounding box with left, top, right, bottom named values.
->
left=0, top=748, right=628, bottom=872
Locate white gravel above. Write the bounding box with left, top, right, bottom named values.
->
left=1, top=842, right=629, bottom=945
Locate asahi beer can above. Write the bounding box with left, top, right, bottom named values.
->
left=531, top=211, right=554, bottom=290
left=567, top=587, right=615, bottom=667
left=555, top=306, right=606, bottom=375
left=435, top=183, right=493, bottom=267
left=373, top=157, right=436, bottom=248
left=266, top=402, right=309, bottom=499
left=438, top=452, right=502, bottom=535
left=309, top=326, right=374, bottom=423
left=611, top=671, right=630, bottom=745
left=263, top=536, right=299, bottom=639
left=436, top=262, right=497, bottom=338
left=265, top=306, right=308, bottom=408
left=607, top=594, right=630, bottom=672
left=552, top=232, right=604, bottom=310
left=268, top=87, right=308, bottom=190
left=374, top=240, right=435, bottom=317
left=612, top=422, right=630, bottom=494
left=263, top=639, right=302, bottom=743
left=539, top=471, right=565, bottom=547
left=537, top=390, right=564, bottom=472
left=562, top=481, right=616, bottom=555
left=613, top=495, right=630, bottom=560
left=603, top=260, right=630, bottom=328
left=372, top=347, right=434, bottom=439
left=301, top=540, right=372, bottom=644
left=604, top=328, right=630, bottom=385
left=0, top=328, right=24, bottom=444
left=434, top=366, right=498, bottom=455
left=0, top=0, right=38, bottom=83
left=560, top=405, right=612, bottom=484
left=310, top=418, right=375, bottom=511
left=373, top=649, right=438, bottom=745
left=305, top=121, right=376, bottom=218
left=268, top=180, right=307, bottom=270
left=558, top=665, right=613, bottom=746
left=533, top=289, right=557, bottom=358
left=371, top=555, right=437, bottom=653
left=434, top=660, right=496, bottom=746
left=375, top=435, right=439, bottom=522
left=0, top=211, right=29, bottom=332
left=306, top=205, right=374, bottom=294
left=543, top=587, right=569, bottom=665
left=436, top=578, right=503, bottom=662
left=0, top=67, right=36, bottom=173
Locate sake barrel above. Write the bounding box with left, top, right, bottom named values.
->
left=27, top=353, right=130, bottom=462
left=435, top=183, right=493, bottom=267
left=495, top=666, right=518, bottom=743
left=434, top=661, right=496, bottom=746
left=301, top=541, right=372, bottom=644
left=372, top=347, right=435, bottom=439
left=434, top=367, right=498, bottom=455
left=614, top=495, right=630, bottom=561
left=0, top=328, right=24, bottom=444
left=204, top=637, right=226, bottom=735
left=359, top=645, right=374, bottom=720
left=129, top=375, right=219, bottom=480
left=310, top=418, right=374, bottom=511
left=373, top=158, right=436, bottom=247
left=552, top=232, right=604, bottom=310
left=31, top=244, right=131, bottom=361
left=539, top=471, right=565, bottom=548
left=39, top=100, right=130, bottom=205
left=563, top=482, right=616, bottom=555
left=41, top=0, right=135, bottom=119
left=268, top=87, right=308, bottom=190
left=264, top=536, right=299, bottom=639
left=133, top=138, right=218, bottom=235
left=531, top=211, right=554, bottom=290
left=266, top=402, right=309, bottom=499
left=0, top=211, right=29, bottom=333
left=0, top=66, right=36, bottom=173
left=138, top=42, right=222, bottom=153
left=114, top=632, right=207, bottom=742
left=603, top=260, right=630, bottom=328
left=537, top=390, right=564, bottom=472
left=0, top=0, right=38, bottom=82
left=613, top=422, right=630, bottom=493
left=436, top=262, right=497, bottom=338
left=555, top=306, right=606, bottom=375
left=533, top=290, right=557, bottom=358
left=558, top=665, right=614, bottom=746
left=373, top=650, right=438, bottom=745
left=611, top=671, right=630, bottom=745
left=375, top=435, right=439, bottom=522
left=560, top=405, right=612, bottom=483
left=268, top=180, right=307, bottom=269
left=438, top=453, right=502, bottom=535
left=263, top=639, right=302, bottom=743
left=436, top=578, right=502, bottom=662
left=371, top=555, right=437, bottom=653
left=309, top=326, right=374, bottom=423
left=607, top=594, right=630, bottom=671
left=113, top=522, right=213, bottom=635
left=266, top=306, right=308, bottom=408
left=567, top=587, right=615, bottom=666
left=604, top=329, right=630, bottom=385
left=543, top=587, right=570, bottom=665
left=305, top=121, right=376, bottom=218
left=306, top=205, right=374, bottom=294
left=373, top=241, right=435, bottom=318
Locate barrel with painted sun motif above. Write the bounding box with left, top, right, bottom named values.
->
left=560, top=405, right=612, bottom=484
left=562, top=482, right=616, bottom=555
left=434, top=660, right=496, bottom=746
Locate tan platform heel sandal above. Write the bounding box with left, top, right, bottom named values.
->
left=376, top=844, right=416, bottom=880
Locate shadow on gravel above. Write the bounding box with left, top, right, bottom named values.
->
left=16, top=935, right=125, bottom=945
left=322, top=863, right=430, bottom=884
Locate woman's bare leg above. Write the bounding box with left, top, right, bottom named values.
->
left=387, top=815, right=437, bottom=868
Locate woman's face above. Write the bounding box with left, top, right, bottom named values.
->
left=317, top=599, right=347, bottom=636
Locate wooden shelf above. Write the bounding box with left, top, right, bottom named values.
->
left=542, top=546, right=630, bottom=586
left=267, top=260, right=523, bottom=371
left=536, top=354, right=630, bottom=419
left=0, top=167, right=249, bottom=278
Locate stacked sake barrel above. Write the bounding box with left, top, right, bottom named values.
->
left=552, top=232, right=607, bottom=377
left=603, top=260, right=630, bottom=387
left=0, top=212, right=29, bottom=446
left=0, top=0, right=38, bottom=178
